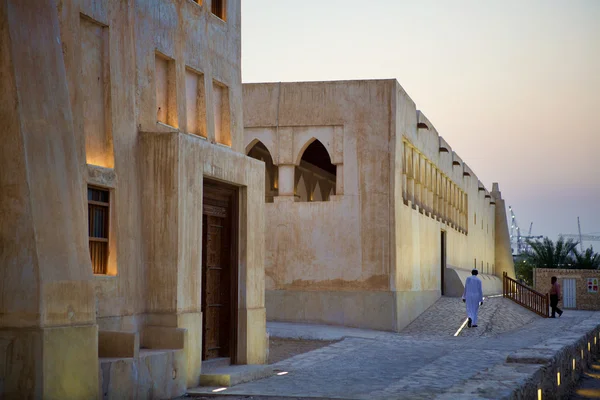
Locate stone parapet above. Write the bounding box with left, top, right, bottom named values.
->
left=435, top=318, right=600, bottom=399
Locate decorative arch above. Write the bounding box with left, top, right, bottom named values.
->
left=293, top=136, right=335, bottom=166
left=417, top=122, right=429, bottom=130
left=247, top=140, right=278, bottom=203
left=294, top=139, right=336, bottom=202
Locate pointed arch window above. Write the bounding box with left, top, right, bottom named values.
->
left=294, top=140, right=336, bottom=202
left=247, top=141, right=278, bottom=203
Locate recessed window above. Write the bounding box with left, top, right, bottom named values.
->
left=155, top=53, right=177, bottom=128
left=88, top=186, right=110, bottom=274
left=213, top=81, right=231, bottom=145
left=81, top=16, right=113, bottom=168
left=185, top=68, right=207, bottom=137
left=212, top=0, right=226, bottom=20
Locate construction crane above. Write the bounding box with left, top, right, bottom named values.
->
left=559, top=217, right=600, bottom=251
left=509, top=206, right=543, bottom=255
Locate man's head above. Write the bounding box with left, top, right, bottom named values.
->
left=472, top=269, right=478, bottom=276
left=551, top=276, right=557, bottom=284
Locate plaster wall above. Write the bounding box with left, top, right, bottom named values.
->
left=244, top=81, right=396, bottom=330
left=244, top=80, right=507, bottom=331
left=2, top=0, right=265, bottom=398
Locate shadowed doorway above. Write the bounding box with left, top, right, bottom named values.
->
left=201, top=179, right=238, bottom=362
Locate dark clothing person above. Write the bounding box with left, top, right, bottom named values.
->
left=549, top=277, right=563, bottom=318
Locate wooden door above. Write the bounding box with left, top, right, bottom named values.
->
left=202, top=181, right=238, bottom=361
left=563, top=278, right=576, bottom=309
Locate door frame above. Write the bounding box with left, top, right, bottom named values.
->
left=202, top=178, right=239, bottom=363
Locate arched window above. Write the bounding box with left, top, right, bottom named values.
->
left=294, top=140, right=336, bottom=202
left=247, top=141, right=278, bottom=203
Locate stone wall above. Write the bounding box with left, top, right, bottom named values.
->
left=437, top=317, right=600, bottom=399
left=243, top=80, right=513, bottom=331
left=534, top=268, right=600, bottom=311
left=1, top=0, right=266, bottom=398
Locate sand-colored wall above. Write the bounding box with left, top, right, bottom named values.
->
left=392, top=81, right=500, bottom=327
left=244, top=81, right=396, bottom=329
left=2, top=0, right=265, bottom=397
left=244, top=80, right=504, bottom=331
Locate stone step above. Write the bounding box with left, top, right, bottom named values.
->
left=195, top=364, right=274, bottom=388
left=200, top=357, right=231, bottom=372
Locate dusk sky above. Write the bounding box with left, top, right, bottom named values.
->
left=241, top=0, right=600, bottom=247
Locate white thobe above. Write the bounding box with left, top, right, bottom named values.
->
left=462, top=276, right=483, bottom=325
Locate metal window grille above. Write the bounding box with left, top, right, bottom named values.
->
left=88, top=186, right=109, bottom=274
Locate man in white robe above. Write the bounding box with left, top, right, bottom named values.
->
left=462, top=269, right=484, bottom=328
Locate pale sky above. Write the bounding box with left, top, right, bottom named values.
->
left=241, top=0, right=600, bottom=246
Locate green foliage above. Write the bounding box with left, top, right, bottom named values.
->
left=572, top=247, right=600, bottom=269
left=525, top=237, right=600, bottom=270
left=526, top=237, right=578, bottom=268
left=514, top=258, right=534, bottom=286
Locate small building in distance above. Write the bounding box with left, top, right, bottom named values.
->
left=243, top=80, right=515, bottom=331
left=1, top=1, right=267, bottom=398
left=534, top=268, right=600, bottom=311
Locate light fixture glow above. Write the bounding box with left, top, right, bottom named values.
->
left=557, top=372, right=561, bottom=386
left=573, top=358, right=576, bottom=370
left=277, top=371, right=289, bottom=376
left=213, top=388, right=227, bottom=393
left=538, top=388, right=542, bottom=400
left=453, top=318, right=469, bottom=337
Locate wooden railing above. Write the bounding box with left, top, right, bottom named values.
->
left=503, top=272, right=549, bottom=318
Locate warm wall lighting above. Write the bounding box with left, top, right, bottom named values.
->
left=582, top=350, right=584, bottom=358
left=538, top=388, right=542, bottom=400
left=557, top=372, right=561, bottom=386
left=573, top=358, right=576, bottom=370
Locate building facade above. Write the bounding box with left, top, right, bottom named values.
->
left=534, top=268, right=600, bottom=311
left=243, top=80, right=515, bottom=331
left=0, top=1, right=267, bottom=398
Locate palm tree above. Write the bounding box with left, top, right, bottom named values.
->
left=526, top=237, right=579, bottom=268
left=573, top=247, right=600, bottom=269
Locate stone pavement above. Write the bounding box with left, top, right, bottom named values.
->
left=189, top=298, right=600, bottom=399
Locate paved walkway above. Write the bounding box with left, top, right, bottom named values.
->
left=190, top=299, right=600, bottom=399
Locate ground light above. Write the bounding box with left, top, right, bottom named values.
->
left=213, top=388, right=227, bottom=393
left=453, top=318, right=469, bottom=337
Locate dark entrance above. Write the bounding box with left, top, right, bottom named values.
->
left=201, top=179, right=238, bottom=361
left=441, top=230, right=446, bottom=295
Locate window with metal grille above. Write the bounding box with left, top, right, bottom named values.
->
left=88, top=186, right=109, bottom=274
left=212, top=0, right=226, bottom=20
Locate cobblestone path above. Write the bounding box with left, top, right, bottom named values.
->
left=190, top=298, right=599, bottom=400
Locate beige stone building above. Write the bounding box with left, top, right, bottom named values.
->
left=1, top=1, right=267, bottom=398
left=243, top=80, right=515, bottom=331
